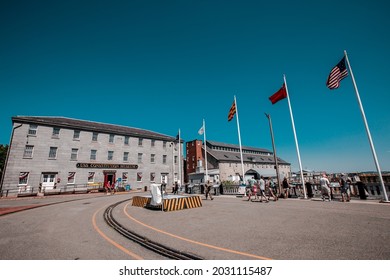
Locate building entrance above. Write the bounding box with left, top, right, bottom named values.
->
left=104, top=171, right=116, bottom=188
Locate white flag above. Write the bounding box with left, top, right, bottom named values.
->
left=198, top=125, right=204, bottom=135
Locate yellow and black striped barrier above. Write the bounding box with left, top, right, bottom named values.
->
left=132, top=196, right=150, bottom=207
left=132, top=195, right=202, bottom=212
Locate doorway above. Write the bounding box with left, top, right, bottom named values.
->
left=104, top=171, right=116, bottom=187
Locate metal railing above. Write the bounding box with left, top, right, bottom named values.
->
left=0, top=183, right=105, bottom=198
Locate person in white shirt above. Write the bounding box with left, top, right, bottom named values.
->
left=258, top=176, right=269, bottom=203
left=320, top=173, right=331, bottom=201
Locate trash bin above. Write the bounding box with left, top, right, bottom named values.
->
left=125, top=185, right=131, bottom=191
left=306, top=182, right=313, bottom=198
left=357, top=181, right=368, bottom=200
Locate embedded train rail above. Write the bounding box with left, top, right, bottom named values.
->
left=103, top=199, right=204, bottom=260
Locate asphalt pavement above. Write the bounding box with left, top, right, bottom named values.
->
left=0, top=192, right=389, bottom=260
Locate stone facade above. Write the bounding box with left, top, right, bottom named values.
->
left=1, top=116, right=181, bottom=197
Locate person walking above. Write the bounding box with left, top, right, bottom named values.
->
left=258, top=176, right=269, bottom=203
left=205, top=181, right=214, bottom=200
left=320, top=173, right=331, bottom=201
left=267, top=178, right=278, bottom=201
left=247, top=178, right=258, bottom=201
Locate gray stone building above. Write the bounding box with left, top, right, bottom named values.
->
left=1, top=116, right=182, bottom=197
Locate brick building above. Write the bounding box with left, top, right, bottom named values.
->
left=186, top=140, right=291, bottom=184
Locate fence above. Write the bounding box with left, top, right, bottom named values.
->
left=0, top=183, right=104, bottom=198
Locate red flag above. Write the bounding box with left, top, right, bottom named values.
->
left=228, top=101, right=236, bottom=121
left=269, top=83, right=287, bottom=104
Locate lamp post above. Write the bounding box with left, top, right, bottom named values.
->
left=265, top=113, right=282, bottom=196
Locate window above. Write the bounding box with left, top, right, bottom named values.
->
left=150, top=172, right=155, bottom=182
left=138, top=153, right=143, bottom=163
left=68, top=172, right=75, bottom=184
left=151, top=139, right=155, bottom=147
left=28, top=125, right=37, bottom=136
left=122, top=172, right=128, bottom=183
left=23, top=145, right=34, bottom=158
left=163, top=155, right=167, bottom=164
left=92, top=132, right=98, bottom=141
left=88, top=172, right=95, bottom=183
left=163, top=141, right=167, bottom=148
left=52, top=127, right=60, bottom=138
left=49, top=147, right=58, bottom=159
left=123, top=152, right=129, bottom=162
left=90, top=149, right=97, bottom=160
left=19, top=172, right=29, bottom=185
left=109, top=134, right=115, bottom=143
left=151, top=154, right=155, bottom=163
left=124, top=136, right=130, bottom=145
left=73, top=130, right=80, bottom=140
left=174, top=156, right=178, bottom=164
left=108, top=151, right=114, bottom=161
left=71, top=148, right=78, bottom=160
left=138, top=138, right=143, bottom=146
left=137, top=172, right=142, bottom=182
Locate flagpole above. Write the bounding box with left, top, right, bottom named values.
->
left=283, top=75, right=307, bottom=199
left=178, top=129, right=182, bottom=186
left=265, top=113, right=282, bottom=196
left=203, top=119, right=209, bottom=183
left=234, top=95, right=246, bottom=184
left=344, top=50, right=389, bottom=202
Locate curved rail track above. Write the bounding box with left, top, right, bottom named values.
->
left=103, top=198, right=204, bottom=260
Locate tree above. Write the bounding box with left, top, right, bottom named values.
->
left=0, top=144, right=9, bottom=182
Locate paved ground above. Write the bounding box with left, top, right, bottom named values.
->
left=1, top=192, right=389, bottom=260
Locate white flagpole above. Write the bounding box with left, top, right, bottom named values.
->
left=203, top=119, right=209, bottom=183
left=344, top=50, right=388, bottom=202
left=283, top=75, right=307, bottom=199
left=178, top=129, right=181, bottom=186
left=234, top=95, right=246, bottom=184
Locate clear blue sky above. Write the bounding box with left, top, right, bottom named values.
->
left=1, top=0, right=389, bottom=173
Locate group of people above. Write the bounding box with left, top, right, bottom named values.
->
left=319, top=173, right=351, bottom=202
left=246, top=176, right=279, bottom=202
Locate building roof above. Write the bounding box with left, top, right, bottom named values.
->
left=12, top=116, right=177, bottom=141
left=204, top=140, right=289, bottom=165
left=207, top=149, right=290, bottom=165
left=206, top=140, right=272, bottom=154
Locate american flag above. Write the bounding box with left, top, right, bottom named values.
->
left=326, top=56, right=348, bottom=89
left=228, top=101, right=236, bottom=121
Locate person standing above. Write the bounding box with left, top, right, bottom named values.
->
left=340, top=173, right=351, bottom=202
left=320, top=173, right=331, bottom=201
left=282, top=177, right=290, bottom=199
left=173, top=182, right=179, bottom=195
left=105, top=181, right=111, bottom=195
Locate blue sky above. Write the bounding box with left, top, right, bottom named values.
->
left=1, top=0, right=389, bottom=173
